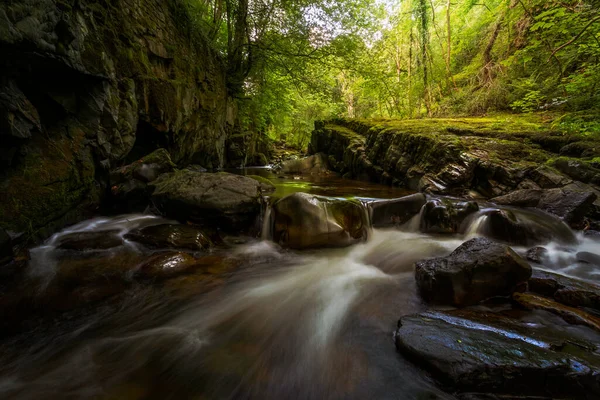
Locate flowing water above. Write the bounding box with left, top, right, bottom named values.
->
left=0, top=171, right=599, bottom=399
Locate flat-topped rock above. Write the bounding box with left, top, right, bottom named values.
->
left=395, top=311, right=600, bottom=398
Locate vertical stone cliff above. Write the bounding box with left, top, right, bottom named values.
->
left=0, top=0, right=234, bottom=237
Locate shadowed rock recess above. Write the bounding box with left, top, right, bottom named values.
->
left=0, top=0, right=235, bottom=238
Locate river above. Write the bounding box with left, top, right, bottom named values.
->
left=0, top=169, right=598, bottom=399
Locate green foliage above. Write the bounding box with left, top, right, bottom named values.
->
left=176, top=0, right=600, bottom=150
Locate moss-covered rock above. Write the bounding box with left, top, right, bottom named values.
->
left=310, top=116, right=600, bottom=217
left=272, top=192, right=367, bottom=249
left=150, top=170, right=265, bottom=232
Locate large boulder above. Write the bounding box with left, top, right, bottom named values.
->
left=150, top=170, right=266, bottom=232
left=492, top=188, right=597, bottom=228
left=419, top=198, right=479, bottom=234
left=395, top=311, right=600, bottom=398
left=271, top=193, right=367, bottom=249
left=415, top=238, right=532, bottom=306
left=369, top=193, right=426, bottom=228
left=124, top=224, right=212, bottom=251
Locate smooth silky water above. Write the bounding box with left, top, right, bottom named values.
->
left=0, top=170, right=598, bottom=399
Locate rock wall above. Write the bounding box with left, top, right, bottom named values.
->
left=310, top=118, right=600, bottom=226
left=0, top=0, right=234, bottom=238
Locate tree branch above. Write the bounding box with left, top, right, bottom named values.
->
left=547, top=15, right=600, bottom=62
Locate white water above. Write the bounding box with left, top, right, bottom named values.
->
left=2, top=199, right=600, bottom=399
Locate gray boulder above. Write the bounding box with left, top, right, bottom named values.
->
left=150, top=170, right=266, bottom=232
left=415, top=238, right=532, bottom=306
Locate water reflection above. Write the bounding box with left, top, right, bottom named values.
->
left=229, top=167, right=413, bottom=199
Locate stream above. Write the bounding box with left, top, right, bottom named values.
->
left=0, top=169, right=599, bottom=399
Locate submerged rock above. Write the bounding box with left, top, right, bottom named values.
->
left=124, top=224, right=211, bottom=251
left=281, top=153, right=332, bottom=175
left=135, top=252, right=199, bottom=280
left=272, top=192, right=367, bottom=249
left=415, top=238, right=532, bottom=306
left=479, top=208, right=576, bottom=246
left=525, top=246, right=548, bottom=264
left=369, top=193, right=426, bottom=228
left=420, top=198, right=479, bottom=234
left=395, top=311, right=600, bottom=398
left=492, top=188, right=597, bottom=228
left=513, top=292, right=600, bottom=332
left=56, top=230, right=124, bottom=251
left=577, top=251, right=600, bottom=266
left=528, top=269, right=600, bottom=312
left=150, top=170, right=266, bottom=232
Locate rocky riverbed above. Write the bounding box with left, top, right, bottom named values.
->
left=1, top=152, right=600, bottom=399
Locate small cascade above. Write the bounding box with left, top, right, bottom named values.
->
left=464, top=213, right=489, bottom=238
left=261, top=201, right=273, bottom=240
left=28, top=214, right=172, bottom=285
left=402, top=204, right=426, bottom=233
left=360, top=199, right=374, bottom=240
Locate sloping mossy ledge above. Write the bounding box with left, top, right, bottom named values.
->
left=309, top=115, right=600, bottom=199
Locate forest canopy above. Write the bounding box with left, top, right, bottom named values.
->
left=181, top=0, right=600, bottom=148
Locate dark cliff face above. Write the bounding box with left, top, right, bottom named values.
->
left=0, top=0, right=234, bottom=237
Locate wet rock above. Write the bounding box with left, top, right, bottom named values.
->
left=480, top=208, right=576, bottom=246
left=125, top=224, right=211, bottom=251
left=420, top=198, right=479, bottom=234
left=492, top=188, right=597, bottom=228
left=415, top=238, right=532, bottom=306
left=516, top=179, right=541, bottom=190
left=529, top=165, right=572, bottom=189
left=150, top=170, right=265, bottom=232
left=525, top=246, right=548, bottom=264
left=135, top=252, right=199, bottom=279
left=272, top=193, right=367, bottom=249
left=0, top=228, right=13, bottom=265
left=553, top=158, right=600, bottom=185
left=537, top=188, right=597, bottom=228
left=56, top=230, right=124, bottom=251
left=282, top=153, right=332, bottom=175
left=369, top=193, right=427, bottom=228
left=513, top=292, right=600, bottom=332
left=584, top=230, right=600, bottom=240
left=528, top=269, right=600, bottom=312
left=576, top=251, right=600, bottom=266
left=491, top=189, right=543, bottom=207
left=395, top=311, right=600, bottom=398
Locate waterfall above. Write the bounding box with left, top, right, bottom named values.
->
left=261, top=201, right=273, bottom=240
left=464, top=213, right=489, bottom=238
left=403, top=204, right=426, bottom=233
